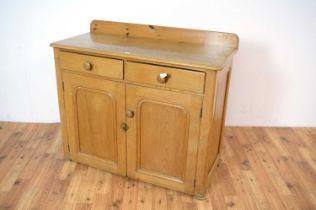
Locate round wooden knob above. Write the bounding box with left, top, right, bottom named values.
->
left=83, top=62, right=93, bottom=71
left=126, top=110, right=134, bottom=118
left=157, top=73, right=169, bottom=84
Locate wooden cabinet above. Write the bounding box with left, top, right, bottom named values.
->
left=51, top=20, right=238, bottom=198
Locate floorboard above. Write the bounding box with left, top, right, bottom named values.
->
left=0, top=122, right=315, bottom=210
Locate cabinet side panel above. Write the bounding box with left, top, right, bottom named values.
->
left=194, top=63, right=231, bottom=196
left=206, top=68, right=231, bottom=187
left=206, top=68, right=230, bottom=172
left=53, top=48, right=69, bottom=157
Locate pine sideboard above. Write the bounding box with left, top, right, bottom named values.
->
left=51, top=20, right=239, bottom=199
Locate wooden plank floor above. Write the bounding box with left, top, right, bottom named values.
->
left=0, top=122, right=315, bottom=210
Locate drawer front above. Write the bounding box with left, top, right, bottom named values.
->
left=125, top=62, right=205, bottom=93
left=59, top=51, right=123, bottom=79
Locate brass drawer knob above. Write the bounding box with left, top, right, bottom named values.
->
left=83, top=61, right=93, bottom=71
left=126, top=110, right=135, bottom=118
left=157, top=73, right=169, bottom=84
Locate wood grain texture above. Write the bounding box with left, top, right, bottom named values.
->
left=126, top=85, right=202, bottom=194
left=53, top=49, right=70, bottom=157
left=125, top=61, right=205, bottom=93
left=51, top=20, right=238, bottom=71
left=194, top=70, right=218, bottom=196
left=76, top=88, right=117, bottom=161
left=62, top=72, right=126, bottom=176
left=194, top=64, right=232, bottom=196
left=90, top=20, right=239, bottom=46
left=51, top=20, right=239, bottom=197
left=0, top=123, right=315, bottom=210
left=138, top=101, right=187, bottom=179
left=59, top=51, right=123, bottom=79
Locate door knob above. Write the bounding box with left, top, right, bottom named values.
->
left=157, top=73, right=169, bottom=84
left=126, top=110, right=134, bottom=118
left=83, top=61, right=93, bottom=71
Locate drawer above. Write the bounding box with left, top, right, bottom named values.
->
left=59, top=51, right=123, bottom=79
left=125, top=62, right=205, bottom=93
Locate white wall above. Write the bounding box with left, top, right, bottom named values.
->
left=0, top=0, right=315, bottom=126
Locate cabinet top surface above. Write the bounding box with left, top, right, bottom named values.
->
left=51, top=20, right=239, bottom=71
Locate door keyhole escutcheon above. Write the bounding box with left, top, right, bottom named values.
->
left=120, top=122, right=129, bottom=131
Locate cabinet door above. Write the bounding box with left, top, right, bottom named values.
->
left=126, top=85, right=202, bottom=193
left=63, top=72, right=126, bottom=175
